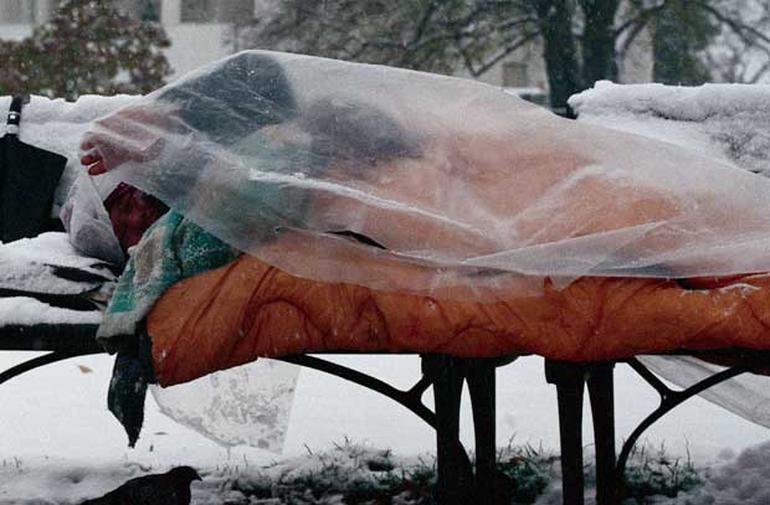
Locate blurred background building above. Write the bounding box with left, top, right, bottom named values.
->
left=0, top=0, right=258, bottom=78
left=0, top=0, right=653, bottom=97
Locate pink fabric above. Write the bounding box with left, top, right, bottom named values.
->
left=103, top=183, right=168, bottom=253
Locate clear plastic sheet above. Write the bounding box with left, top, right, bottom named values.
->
left=639, top=355, right=770, bottom=429
left=150, top=359, right=298, bottom=452
left=85, top=50, right=770, bottom=299
left=60, top=172, right=125, bottom=265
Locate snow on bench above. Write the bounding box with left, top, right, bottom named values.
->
left=0, top=232, right=109, bottom=352
left=569, top=80, right=770, bottom=176
left=0, top=95, right=139, bottom=216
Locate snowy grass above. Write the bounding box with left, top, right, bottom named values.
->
left=220, top=439, right=437, bottom=504
left=621, top=444, right=701, bottom=503
left=496, top=440, right=555, bottom=503
left=187, top=439, right=703, bottom=505
left=2, top=436, right=763, bottom=504
left=202, top=438, right=553, bottom=504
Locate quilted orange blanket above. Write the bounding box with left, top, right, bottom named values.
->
left=147, top=244, right=770, bottom=386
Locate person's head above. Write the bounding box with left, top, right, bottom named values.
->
left=159, top=52, right=297, bottom=144
left=300, top=98, right=421, bottom=176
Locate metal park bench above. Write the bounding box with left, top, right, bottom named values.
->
left=2, top=306, right=766, bottom=504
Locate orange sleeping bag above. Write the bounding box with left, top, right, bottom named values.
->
left=147, top=243, right=770, bottom=386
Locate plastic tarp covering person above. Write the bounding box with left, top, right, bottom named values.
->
left=88, top=50, right=770, bottom=299
left=83, top=50, right=770, bottom=446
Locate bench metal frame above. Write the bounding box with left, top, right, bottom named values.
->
left=1, top=325, right=765, bottom=504
left=546, top=352, right=768, bottom=505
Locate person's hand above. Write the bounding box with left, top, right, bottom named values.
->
left=80, top=140, right=105, bottom=175
left=80, top=134, right=166, bottom=175
left=81, top=134, right=137, bottom=175
left=80, top=104, right=172, bottom=175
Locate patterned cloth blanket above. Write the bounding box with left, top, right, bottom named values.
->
left=93, top=210, right=238, bottom=445
left=97, top=210, right=239, bottom=347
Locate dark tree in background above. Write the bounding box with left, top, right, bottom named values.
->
left=0, top=0, right=172, bottom=100
left=653, top=0, right=717, bottom=85
left=238, top=0, right=770, bottom=115
left=242, top=1, right=538, bottom=76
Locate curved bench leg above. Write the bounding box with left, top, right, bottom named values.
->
left=615, top=357, right=752, bottom=500
left=283, top=354, right=515, bottom=502
left=426, top=355, right=474, bottom=504
left=545, top=360, right=586, bottom=505
left=0, top=351, right=97, bottom=386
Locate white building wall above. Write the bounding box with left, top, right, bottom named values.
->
left=618, top=23, right=655, bottom=84
left=159, top=0, right=232, bottom=79
left=164, top=23, right=232, bottom=78
left=158, top=0, right=252, bottom=79
left=0, top=23, right=31, bottom=40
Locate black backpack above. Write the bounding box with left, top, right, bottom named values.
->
left=0, top=95, right=67, bottom=242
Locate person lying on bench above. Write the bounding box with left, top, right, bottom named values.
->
left=71, top=50, right=770, bottom=445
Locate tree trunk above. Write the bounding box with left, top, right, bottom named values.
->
left=581, top=0, right=620, bottom=85
left=535, top=0, right=582, bottom=116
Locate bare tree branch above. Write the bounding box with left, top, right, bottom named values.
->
left=461, top=31, right=540, bottom=76
left=747, top=58, right=770, bottom=83
left=695, top=0, right=770, bottom=46
left=614, top=0, right=667, bottom=39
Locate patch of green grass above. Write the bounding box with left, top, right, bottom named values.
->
left=496, top=440, right=556, bottom=503
left=619, top=443, right=702, bottom=504
left=226, top=438, right=558, bottom=504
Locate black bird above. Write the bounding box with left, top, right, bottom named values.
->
left=80, top=466, right=202, bottom=505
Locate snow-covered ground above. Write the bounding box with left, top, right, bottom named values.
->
left=1, top=352, right=769, bottom=503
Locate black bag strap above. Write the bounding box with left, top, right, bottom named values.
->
left=6, top=95, right=23, bottom=136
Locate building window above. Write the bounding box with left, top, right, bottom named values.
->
left=181, top=0, right=255, bottom=23
left=502, top=62, right=529, bottom=88
left=138, top=0, right=161, bottom=22
left=218, top=0, right=255, bottom=23
left=181, top=0, right=217, bottom=22
left=0, top=0, right=37, bottom=24
left=94, top=1, right=160, bottom=21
